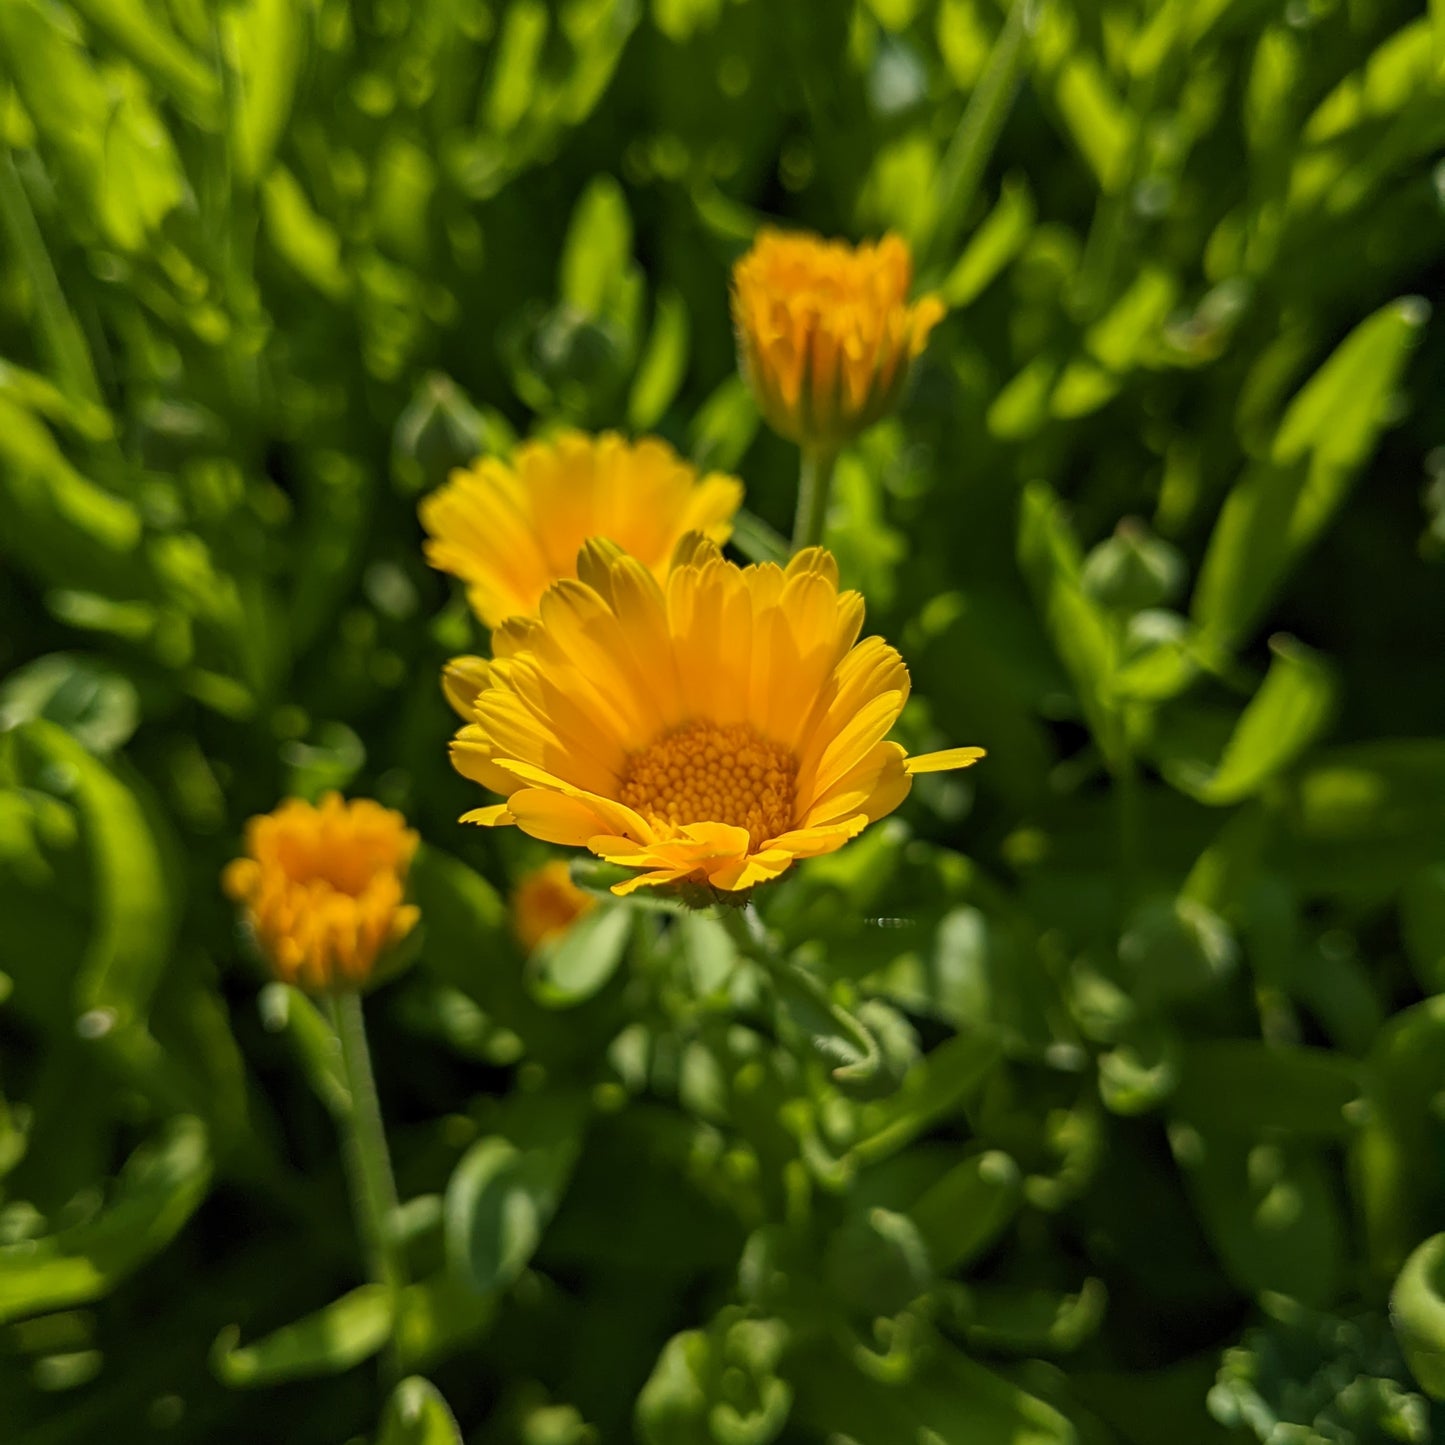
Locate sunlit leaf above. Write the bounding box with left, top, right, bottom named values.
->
left=223, top=0, right=303, bottom=181
left=378, top=1376, right=465, bottom=1445
left=212, top=1283, right=393, bottom=1387
left=0, top=1118, right=209, bottom=1325
left=1391, top=1233, right=1445, bottom=1401
left=1193, top=299, right=1425, bottom=652
left=1163, top=636, right=1335, bottom=805
left=444, top=1093, right=587, bottom=1295
left=528, top=901, right=633, bottom=1007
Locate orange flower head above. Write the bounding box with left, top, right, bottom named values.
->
left=420, top=430, right=743, bottom=629
left=448, top=536, right=983, bottom=897
left=223, top=793, right=420, bottom=992
left=511, top=860, right=597, bottom=953
left=731, top=229, right=945, bottom=447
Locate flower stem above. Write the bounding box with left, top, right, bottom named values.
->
left=792, top=445, right=838, bottom=555
left=327, top=990, right=406, bottom=1366
left=924, top=0, right=1035, bottom=277
left=720, top=904, right=882, bottom=1088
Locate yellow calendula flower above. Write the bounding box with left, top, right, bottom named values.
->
left=420, top=430, right=744, bottom=629
left=448, top=536, right=983, bottom=897
left=223, top=793, right=420, bottom=992
left=512, top=860, right=597, bottom=953
left=731, top=229, right=945, bottom=448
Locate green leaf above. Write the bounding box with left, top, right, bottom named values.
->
left=1017, top=482, right=1125, bottom=769
left=528, top=901, right=633, bottom=1007
left=1193, top=299, right=1425, bottom=652
left=262, top=166, right=350, bottom=301
left=0, top=147, right=107, bottom=411
left=689, top=376, right=760, bottom=473
left=1098, top=1025, right=1181, bottom=1116
left=1391, top=1233, right=1445, bottom=1400
left=1285, top=741, right=1445, bottom=904
left=257, top=983, right=350, bottom=1117
left=1163, top=637, right=1334, bottom=804
left=962, top=1278, right=1108, bottom=1354
left=0, top=396, right=146, bottom=597
left=1401, top=864, right=1445, bottom=995
left=729, top=509, right=789, bottom=567
left=1118, top=897, right=1237, bottom=1008
left=628, top=286, right=690, bottom=430
left=0, top=654, right=139, bottom=755
left=1353, top=998, right=1445, bottom=1278
left=394, top=1273, right=496, bottom=1374
left=1172, top=1126, right=1346, bottom=1306
left=212, top=1283, right=393, bottom=1387
left=223, top=0, right=304, bottom=182
left=851, top=1030, right=1002, bottom=1166
left=0, top=4, right=180, bottom=252
left=483, top=0, right=549, bottom=135
left=1171, top=1041, right=1361, bottom=1138
left=824, top=1208, right=932, bottom=1318
left=767, top=957, right=885, bottom=1093
left=909, top=1150, right=1022, bottom=1272
left=0, top=1118, right=210, bottom=1324
left=1085, top=269, right=1179, bottom=375
left=790, top=1332, right=1076, bottom=1442
left=637, top=1314, right=792, bottom=1445
left=17, top=720, right=173, bottom=1029
left=378, top=1376, right=465, bottom=1445
left=938, top=174, right=1034, bottom=306
left=67, top=0, right=221, bottom=124
left=1113, top=611, right=1198, bottom=702
left=0, top=1092, right=28, bottom=1180
left=444, top=1094, right=586, bottom=1295
left=560, top=173, right=634, bottom=320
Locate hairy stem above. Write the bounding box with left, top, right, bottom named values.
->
left=328, top=989, right=406, bottom=1378
left=792, top=446, right=838, bottom=554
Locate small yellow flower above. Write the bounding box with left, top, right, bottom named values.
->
left=731, top=229, right=945, bottom=448
left=448, top=536, right=983, bottom=896
left=223, top=793, right=420, bottom=992
left=511, top=860, right=597, bottom=953
left=420, top=430, right=744, bottom=629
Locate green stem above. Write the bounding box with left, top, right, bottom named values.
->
left=792, top=446, right=838, bottom=555
left=923, top=0, right=1035, bottom=278
left=327, top=990, right=406, bottom=1374
left=721, top=901, right=771, bottom=957
left=721, top=905, right=881, bottom=1088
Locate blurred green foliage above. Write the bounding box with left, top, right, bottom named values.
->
left=2, top=0, right=1445, bottom=1440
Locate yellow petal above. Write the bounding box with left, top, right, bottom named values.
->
left=442, top=655, right=491, bottom=720
left=904, top=746, right=987, bottom=774
left=461, top=803, right=515, bottom=826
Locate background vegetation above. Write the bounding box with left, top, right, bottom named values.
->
left=2, top=0, right=1445, bottom=1440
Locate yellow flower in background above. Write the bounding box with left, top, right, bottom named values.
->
left=448, top=536, right=983, bottom=896
left=223, top=793, right=420, bottom=992
left=731, top=229, right=945, bottom=448
left=420, top=430, right=744, bottom=629
left=512, top=860, right=596, bottom=953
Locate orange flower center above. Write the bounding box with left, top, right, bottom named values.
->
left=619, top=721, right=797, bottom=849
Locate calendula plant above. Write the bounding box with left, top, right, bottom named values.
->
left=3, top=1, right=1445, bottom=1443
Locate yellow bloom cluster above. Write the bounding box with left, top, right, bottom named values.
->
left=227, top=228, right=970, bottom=939
left=731, top=230, right=944, bottom=448
left=223, top=794, right=419, bottom=992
